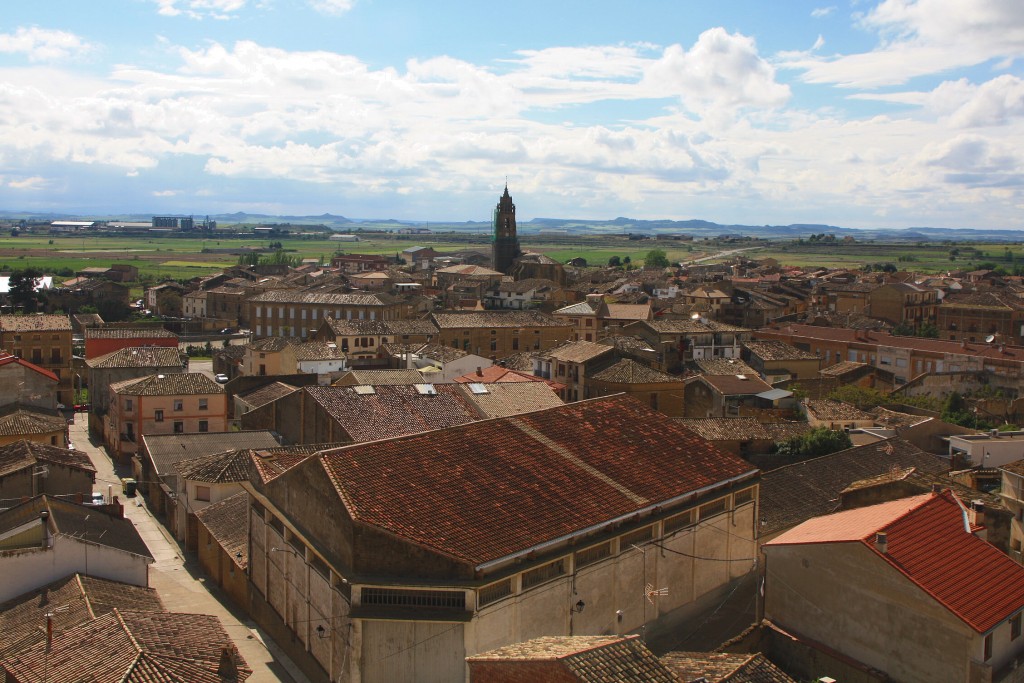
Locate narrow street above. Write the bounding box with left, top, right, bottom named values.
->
left=70, top=417, right=307, bottom=683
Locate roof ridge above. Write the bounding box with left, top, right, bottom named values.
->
left=113, top=608, right=144, bottom=657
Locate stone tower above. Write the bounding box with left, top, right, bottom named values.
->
left=491, top=184, right=522, bottom=274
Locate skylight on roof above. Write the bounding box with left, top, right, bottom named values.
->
left=467, top=383, right=489, bottom=395
left=414, top=383, right=437, bottom=396
left=353, top=385, right=376, bottom=395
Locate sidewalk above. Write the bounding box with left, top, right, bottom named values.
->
left=71, top=418, right=309, bottom=683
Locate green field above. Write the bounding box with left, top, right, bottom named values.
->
left=6, top=231, right=1022, bottom=279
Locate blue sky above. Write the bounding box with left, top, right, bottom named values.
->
left=1, top=0, right=1023, bottom=229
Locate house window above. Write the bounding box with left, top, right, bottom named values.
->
left=174, top=399, right=183, bottom=411
left=575, top=541, right=613, bottom=568
left=195, top=486, right=211, bottom=502
left=650, top=393, right=659, bottom=410
left=125, top=399, right=133, bottom=413
left=478, top=579, right=513, bottom=607
left=154, top=409, right=164, bottom=422
left=361, top=588, right=466, bottom=610
left=1013, top=614, right=1022, bottom=641
left=664, top=509, right=695, bottom=533
left=199, top=399, right=208, bottom=411
left=522, top=559, right=566, bottom=589
left=199, top=420, right=209, bottom=433
left=984, top=633, right=993, bottom=661
left=173, top=421, right=184, bottom=433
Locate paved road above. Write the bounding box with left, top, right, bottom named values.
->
left=70, top=418, right=306, bottom=683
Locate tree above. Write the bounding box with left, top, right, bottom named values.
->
left=156, top=290, right=182, bottom=318
left=622, top=256, right=631, bottom=265
left=775, top=427, right=853, bottom=459
left=644, top=248, right=670, bottom=269
left=608, top=255, right=622, bottom=267
left=8, top=268, right=45, bottom=313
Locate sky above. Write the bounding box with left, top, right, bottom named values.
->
left=1, top=1, right=1024, bottom=229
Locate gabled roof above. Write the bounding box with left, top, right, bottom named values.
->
left=693, top=357, right=758, bottom=376
left=84, top=327, right=177, bottom=339
left=553, top=301, right=598, bottom=317
left=110, top=372, right=224, bottom=397
left=467, top=635, right=676, bottom=682
left=335, top=369, right=430, bottom=386
left=315, top=395, right=756, bottom=566
left=697, top=373, right=774, bottom=396
left=744, top=339, right=819, bottom=362
left=143, top=431, right=281, bottom=477
left=195, top=492, right=249, bottom=569
left=305, top=384, right=480, bottom=442
left=453, top=365, right=564, bottom=390
left=458, top=382, right=563, bottom=419
left=759, top=438, right=947, bottom=535
left=0, top=439, right=95, bottom=479
left=292, top=341, right=346, bottom=362
left=804, top=399, right=873, bottom=422
left=85, top=346, right=184, bottom=369
left=0, top=405, right=67, bottom=437
left=0, top=353, right=59, bottom=382
left=0, top=314, right=72, bottom=332
left=248, top=444, right=340, bottom=485
left=590, top=358, right=681, bottom=384
left=431, top=310, right=567, bottom=329
left=766, top=491, right=1024, bottom=633
left=0, top=495, right=153, bottom=560
left=235, top=381, right=298, bottom=410
left=2, top=609, right=251, bottom=682
left=0, top=574, right=163, bottom=658
left=603, top=303, right=652, bottom=321
left=544, top=340, right=615, bottom=364
left=660, top=651, right=797, bottom=683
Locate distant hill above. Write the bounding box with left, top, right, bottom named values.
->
left=0, top=209, right=1021, bottom=241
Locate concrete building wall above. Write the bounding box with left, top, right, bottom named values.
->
left=197, top=522, right=249, bottom=608
left=0, top=462, right=94, bottom=502
left=0, top=536, right=150, bottom=602
left=435, top=325, right=573, bottom=361
left=764, top=541, right=986, bottom=683
left=3, top=328, right=73, bottom=406
left=0, top=362, right=57, bottom=411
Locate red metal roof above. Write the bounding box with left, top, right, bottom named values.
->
left=768, top=491, right=1024, bottom=633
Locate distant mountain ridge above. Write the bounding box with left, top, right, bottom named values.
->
left=0, top=209, right=1020, bottom=241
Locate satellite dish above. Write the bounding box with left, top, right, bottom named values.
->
left=985, top=335, right=996, bottom=343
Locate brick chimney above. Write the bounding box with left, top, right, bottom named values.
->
left=875, top=531, right=888, bottom=554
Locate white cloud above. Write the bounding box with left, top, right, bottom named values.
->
left=309, top=0, right=355, bottom=16
left=8, top=176, right=47, bottom=190
left=783, top=0, right=1024, bottom=88
left=643, top=28, right=790, bottom=112
left=152, top=0, right=248, bottom=20
left=811, top=6, right=836, bottom=18
left=152, top=189, right=179, bottom=196
left=0, top=27, right=90, bottom=62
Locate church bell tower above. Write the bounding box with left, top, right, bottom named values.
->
left=491, top=184, right=521, bottom=274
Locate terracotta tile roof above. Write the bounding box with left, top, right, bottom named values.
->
left=819, top=360, right=868, bottom=377
left=467, top=635, right=676, bottom=682
left=249, top=289, right=398, bottom=306
left=0, top=439, right=95, bottom=479
left=306, top=384, right=480, bottom=442
left=644, top=319, right=750, bottom=334
left=414, top=342, right=471, bottom=363
left=804, top=399, right=873, bottom=422
left=0, top=314, right=72, bottom=332
left=335, top=369, right=430, bottom=385
left=693, top=357, right=757, bottom=375
left=86, top=346, right=184, bottom=369
left=458, top=382, right=563, bottom=418
left=0, top=353, right=59, bottom=382
left=249, top=336, right=296, bottom=352
left=698, top=373, right=774, bottom=396
left=0, top=406, right=67, bottom=437
left=767, top=490, right=1024, bottom=633
left=554, top=301, right=598, bottom=316
left=317, top=395, right=756, bottom=565
left=2, top=609, right=252, bottom=682
left=248, top=444, right=340, bottom=485
left=110, top=372, right=225, bottom=397
left=660, top=651, right=797, bottom=682
left=195, top=491, right=249, bottom=569
left=143, top=431, right=281, bottom=477
left=292, top=341, right=346, bottom=361
left=744, top=340, right=818, bottom=361
left=870, top=407, right=930, bottom=428
left=84, top=326, right=177, bottom=339
left=760, top=324, right=1024, bottom=362
left=603, top=303, right=652, bottom=321
left=453, top=365, right=565, bottom=390
left=1000, top=459, right=1024, bottom=476
left=0, top=574, right=163, bottom=658
left=759, top=438, right=947, bottom=535
left=431, top=310, right=568, bottom=329
left=436, top=264, right=503, bottom=276
left=236, top=382, right=298, bottom=410
left=324, top=317, right=438, bottom=337
left=496, top=351, right=539, bottom=372
left=544, top=340, right=616, bottom=364
left=0, top=495, right=153, bottom=560
left=590, top=358, right=681, bottom=384
left=675, top=417, right=773, bottom=441
left=176, top=449, right=252, bottom=483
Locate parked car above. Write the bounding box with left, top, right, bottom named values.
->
left=74, top=403, right=90, bottom=412
left=215, top=373, right=229, bottom=383
left=90, top=492, right=104, bottom=505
